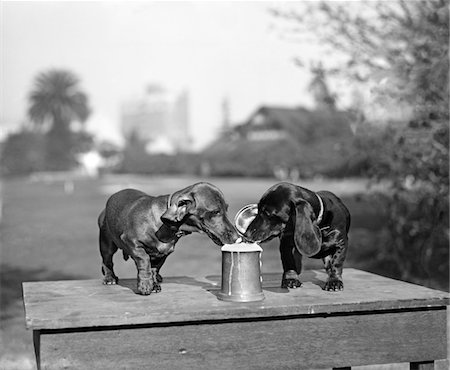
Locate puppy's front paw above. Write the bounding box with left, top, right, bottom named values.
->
left=324, top=277, right=343, bottom=291
left=137, top=279, right=154, bottom=295
left=103, top=274, right=118, bottom=285
left=156, top=273, right=163, bottom=283
left=152, top=282, right=162, bottom=293
left=281, top=270, right=302, bottom=289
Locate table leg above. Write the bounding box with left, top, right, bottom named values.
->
left=33, top=330, right=41, bottom=370
left=410, top=361, right=434, bottom=370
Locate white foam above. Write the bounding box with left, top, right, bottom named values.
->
left=221, top=242, right=262, bottom=252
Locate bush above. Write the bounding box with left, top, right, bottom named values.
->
left=0, top=131, right=46, bottom=176
left=117, top=151, right=202, bottom=175
left=355, top=190, right=449, bottom=291
left=362, top=121, right=449, bottom=290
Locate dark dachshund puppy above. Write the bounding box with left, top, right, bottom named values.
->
left=244, top=182, right=350, bottom=291
left=98, top=182, right=239, bottom=295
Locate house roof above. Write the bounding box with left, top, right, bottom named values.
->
left=243, top=105, right=355, bottom=142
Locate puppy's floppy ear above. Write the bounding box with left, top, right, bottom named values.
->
left=292, top=200, right=322, bottom=257
left=161, top=194, right=195, bottom=224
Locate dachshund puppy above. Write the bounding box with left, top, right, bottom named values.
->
left=244, top=182, right=350, bottom=291
left=98, top=182, right=239, bottom=295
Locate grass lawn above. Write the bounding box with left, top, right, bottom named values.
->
left=0, top=174, right=420, bottom=369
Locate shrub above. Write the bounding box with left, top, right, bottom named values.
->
left=0, top=130, right=46, bottom=176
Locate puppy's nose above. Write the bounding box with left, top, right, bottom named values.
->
left=241, top=229, right=256, bottom=243
left=243, top=228, right=254, bottom=239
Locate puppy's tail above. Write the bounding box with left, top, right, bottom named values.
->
left=122, top=250, right=130, bottom=261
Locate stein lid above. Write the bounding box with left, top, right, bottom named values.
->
left=234, top=203, right=258, bottom=236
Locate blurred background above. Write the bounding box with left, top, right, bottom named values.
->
left=1, top=1, right=448, bottom=369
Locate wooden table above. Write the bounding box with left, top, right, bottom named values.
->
left=23, top=268, right=449, bottom=370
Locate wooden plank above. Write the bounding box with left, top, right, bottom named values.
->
left=435, top=359, right=450, bottom=370
left=38, top=309, right=447, bottom=370
left=23, top=269, right=449, bottom=330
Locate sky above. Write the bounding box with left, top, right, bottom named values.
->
left=2, top=1, right=322, bottom=149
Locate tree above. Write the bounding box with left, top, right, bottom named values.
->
left=272, top=0, right=449, bottom=121
left=28, top=69, right=92, bottom=170
left=272, top=0, right=449, bottom=288
left=0, top=130, right=45, bottom=175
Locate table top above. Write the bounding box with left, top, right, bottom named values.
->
left=23, top=268, right=449, bottom=330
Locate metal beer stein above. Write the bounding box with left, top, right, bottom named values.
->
left=217, top=243, right=264, bottom=302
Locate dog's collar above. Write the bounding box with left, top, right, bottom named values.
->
left=315, top=193, right=324, bottom=224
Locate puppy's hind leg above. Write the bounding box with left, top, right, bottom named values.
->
left=100, top=228, right=119, bottom=285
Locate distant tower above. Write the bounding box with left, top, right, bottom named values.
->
left=173, top=89, right=192, bottom=151
left=221, top=96, right=231, bottom=131
left=308, top=62, right=336, bottom=110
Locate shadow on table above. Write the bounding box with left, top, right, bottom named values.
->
left=205, top=270, right=327, bottom=295
left=260, top=270, right=327, bottom=293
left=115, top=270, right=327, bottom=297
left=117, top=275, right=219, bottom=294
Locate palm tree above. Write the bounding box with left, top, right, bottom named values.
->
left=28, top=69, right=91, bottom=170
left=28, top=69, right=90, bottom=128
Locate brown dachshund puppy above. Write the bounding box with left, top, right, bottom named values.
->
left=244, top=182, right=350, bottom=291
left=98, top=182, right=239, bottom=295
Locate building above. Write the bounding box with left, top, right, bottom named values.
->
left=121, top=85, right=191, bottom=154
left=202, top=105, right=356, bottom=178
left=240, top=106, right=353, bottom=141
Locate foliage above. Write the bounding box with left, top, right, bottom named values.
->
left=117, top=152, right=201, bottom=175
left=0, top=127, right=94, bottom=176
left=273, top=0, right=448, bottom=100
left=359, top=122, right=449, bottom=288
left=0, top=130, right=46, bottom=175
left=118, top=131, right=200, bottom=174
left=28, top=69, right=90, bottom=125
left=202, top=132, right=355, bottom=178
left=273, top=0, right=449, bottom=288
left=27, top=69, right=92, bottom=170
